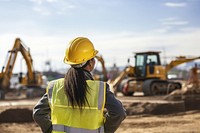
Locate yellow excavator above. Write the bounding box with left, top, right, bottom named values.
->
left=93, top=55, right=108, bottom=82
left=111, top=51, right=200, bottom=96
left=0, top=38, right=47, bottom=99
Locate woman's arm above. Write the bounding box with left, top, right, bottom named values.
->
left=33, top=93, right=52, bottom=133
left=104, top=84, right=126, bottom=133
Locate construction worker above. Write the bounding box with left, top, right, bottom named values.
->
left=33, top=37, right=126, bottom=133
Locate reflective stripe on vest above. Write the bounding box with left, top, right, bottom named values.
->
left=46, top=80, right=56, bottom=106
left=47, top=78, right=106, bottom=133
left=52, top=124, right=104, bottom=133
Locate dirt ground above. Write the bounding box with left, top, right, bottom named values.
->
left=1, top=105, right=200, bottom=133
left=1, top=92, right=200, bottom=133
left=1, top=108, right=200, bottom=133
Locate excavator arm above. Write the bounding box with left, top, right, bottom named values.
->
left=0, top=38, right=37, bottom=97
left=108, top=66, right=134, bottom=95
left=95, top=55, right=108, bottom=81
left=111, top=66, right=134, bottom=88
left=165, top=56, right=200, bottom=72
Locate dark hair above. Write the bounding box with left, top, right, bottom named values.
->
left=64, top=64, right=90, bottom=110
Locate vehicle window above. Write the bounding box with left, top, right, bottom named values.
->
left=147, top=55, right=158, bottom=65
left=136, top=55, right=144, bottom=66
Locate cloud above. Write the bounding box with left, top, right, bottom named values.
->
left=30, top=0, right=43, bottom=5
left=93, top=28, right=200, bottom=67
left=164, top=2, right=187, bottom=7
left=162, top=21, right=188, bottom=26
left=154, top=26, right=172, bottom=33
left=1, top=27, right=200, bottom=73
left=160, top=17, right=189, bottom=26
left=157, top=17, right=189, bottom=33
left=32, top=6, right=51, bottom=15
left=30, top=0, right=58, bottom=4
left=30, top=0, right=76, bottom=15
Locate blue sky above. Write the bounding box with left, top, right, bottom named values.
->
left=0, top=0, right=200, bottom=73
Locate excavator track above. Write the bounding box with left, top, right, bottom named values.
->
left=143, top=79, right=181, bottom=96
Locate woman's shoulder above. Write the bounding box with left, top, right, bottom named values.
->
left=48, top=78, right=65, bottom=85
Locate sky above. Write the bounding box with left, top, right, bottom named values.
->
left=0, top=0, right=200, bottom=73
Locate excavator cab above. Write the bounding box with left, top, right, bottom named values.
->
left=134, top=51, right=161, bottom=78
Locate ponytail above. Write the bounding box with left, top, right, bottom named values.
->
left=64, top=67, right=90, bottom=110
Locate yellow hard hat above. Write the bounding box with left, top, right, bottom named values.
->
left=64, top=37, right=98, bottom=65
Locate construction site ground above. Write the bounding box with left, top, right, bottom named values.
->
left=1, top=90, right=200, bottom=133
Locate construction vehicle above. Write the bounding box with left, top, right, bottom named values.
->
left=111, top=51, right=200, bottom=96
left=0, top=38, right=47, bottom=99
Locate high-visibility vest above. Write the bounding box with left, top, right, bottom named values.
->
left=47, top=78, right=106, bottom=133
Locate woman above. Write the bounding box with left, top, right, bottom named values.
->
left=33, top=37, right=126, bottom=133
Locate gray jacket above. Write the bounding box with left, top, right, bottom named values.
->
left=33, top=70, right=126, bottom=133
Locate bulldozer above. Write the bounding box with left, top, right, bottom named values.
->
left=0, top=38, right=47, bottom=99
left=111, top=51, right=200, bottom=96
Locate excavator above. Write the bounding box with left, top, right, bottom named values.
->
left=93, top=55, right=108, bottom=82
left=111, top=51, right=200, bottom=96
left=0, top=38, right=47, bottom=99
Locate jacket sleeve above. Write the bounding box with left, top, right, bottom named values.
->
left=104, top=83, right=126, bottom=133
left=33, top=93, right=52, bottom=133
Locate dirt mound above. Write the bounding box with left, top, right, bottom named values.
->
left=164, top=85, right=200, bottom=111
left=0, top=108, right=33, bottom=123
left=125, top=100, right=185, bottom=115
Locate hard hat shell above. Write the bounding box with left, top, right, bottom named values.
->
left=64, top=37, right=98, bottom=65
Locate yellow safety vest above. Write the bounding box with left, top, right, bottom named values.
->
left=47, top=78, right=106, bottom=133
